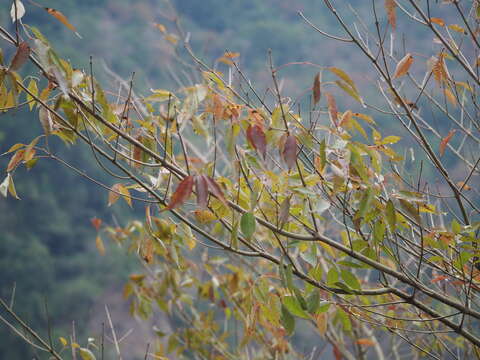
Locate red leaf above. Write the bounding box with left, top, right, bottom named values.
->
left=91, top=217, right=102, bottom=231
left=205, top=176, right=228, bottom=206
left=313, top=73, right=321, bottom=105
left=431, top=275, right=448, bottom=283
left=195, top=175, right=209, bottom=208
left=163, top=176, right=194, bottom=211
left=325, top=93, right=338, bottom=126
left=282, top=134, right=297, bottom=170
left=333, top=345, right=343, bottom=360
left=9, top=41, right=30, bottom=71
left=246, top=124, right=266, bottom=158
left=439, top=130, right=456, bottom=157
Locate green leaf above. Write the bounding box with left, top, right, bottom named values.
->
left=386, top=200, right=396, bottom=231
left=306, top=291, right=320, bottom=314
left=240, top=212, right=256, bottom=240
left=282, top=295, right=310, bottom=319
left=340, top=269, right=361, bottom=291
left=230, top=220, right=239, bottom=249
left=326, top=267, right=339, bottom=286
left=373, top=220, right=386, bottom=244
left=356, top=187, right=374, bottom=220
left=281, top=304, right=295, bottom=335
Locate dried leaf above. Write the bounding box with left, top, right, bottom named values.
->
left=278, top=195, right=291, bottom=227
left=385, top=0, right=397, bottom=31
left=456, top=181, right=471, bottom=191
left=282, top=134, right=297, bottom=170
left=333, top=345, right=343, bottom=360
left=430, top=17, right=445, bottom=26
left=195, top=174, right=209, bottom=208
left=10, top=0, right=25, bottom=22
left=163, top=176, right=194, bottom=211
left=432, top=54, right=450, bottom=85
left=246, top=124, right=267, bottom=159
left=194, top=209, right=216, bottom=224
left=313, top=73, right=321, bottom=105
left=9, top=41, right=31, bottom=71
left=439, top=130, right=456, bottom=156
left=153, top=22, right=166, bottom=33
left=45, top=8, right=82, bottom=38
left=393, top=53, right=414, bottom=79
left=39, top=107, right=53, bottom=135
left=325, top=93, right=338, bottom=126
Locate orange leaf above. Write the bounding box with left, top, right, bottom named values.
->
left=95, top=235, right=105, bottom=256
left=430, top=17, right=445, bottom=26
left=45, top=8, right=81, bottom=38
left=439, top=130, right=456, bottom=157
left=393, top=53, right=414, bottom=79
left=7, top=150, right=25, bottom=172
left=356, top=338, right=375, bottom=346
left=325, top=93, right=338, bottom=126
left=195, top=175, right=209, bottom=208
left=246, top=124, right=267, bottom=159
left=91, top=217, right=102, bottom=231
left=281, top=134, right=298, bottom=170
left=313, top=73, right=321, bottom=105
left=333, top=345, right=343, bottom=360
left=9, top=41, right=30, bottom=71
left=163, top=176, right=194, bottom=211
left=432, top=54, right=450, bottom=85
left=385, top=0, right=397, bottom=31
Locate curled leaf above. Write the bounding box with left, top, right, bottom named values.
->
left=439, top=130, right=456, bottom=157
left=246, top=124, right=267, bottom=159
left=163, top=176, right=194, bottom=211
left=393, top=53, right=414, bottom=79
left=45, top=8, right=82, bottom=38
left=10, top=0, right=25, bottom=22
left=195, top=174, right=209, bottom=208
left=313, top=73, right=321, bottom=105
left=9, top=41, right=31, bottom=71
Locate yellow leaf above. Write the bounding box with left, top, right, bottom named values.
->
left=315, top=313, right=327, bottom=336
left=448, top=24, right=466, bottom=34
left=393, top=53, right=414, bottom=79
left=444, top=88, right=457, bottom=106
left=153, top=22, right=166, bottom=33
left=26, top=79, right=38, bottom=110
left=194, top=209, right=217, bottom=224
left=59, top=337, right=68, bottom=347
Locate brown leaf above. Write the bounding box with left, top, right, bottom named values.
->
left=282, top=134, right=297, bottom=170
left=393, top=53, right=414, bottom=79
left=385, top=0, right=397, bottom=31
left=333, top=345, right=343, bottom=360
left=163, top=176, right=194, bottom=211
left=45, top=8, right=81, bottom=38
left=205, top=176, right=228, bottom=206
left=439, top=130, right=456, bottom=157
left=195, top=175, right=209, bottom=208
left=9, top=41, right=30, bottom=71
left=246, top=124, right=267, bottom=158
left=432, top=54, right=450, bottom=85
left=325, top=93, right=338, bottom=126
left=313, top=73, right=321, bottom=105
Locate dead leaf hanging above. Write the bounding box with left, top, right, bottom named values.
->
left=393, top=53, right=413, bottom=79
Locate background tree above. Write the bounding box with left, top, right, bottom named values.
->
left=1, top=0, right=480, bottom=359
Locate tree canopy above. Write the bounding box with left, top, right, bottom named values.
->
left=1, top=0, right=480, bottom=359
